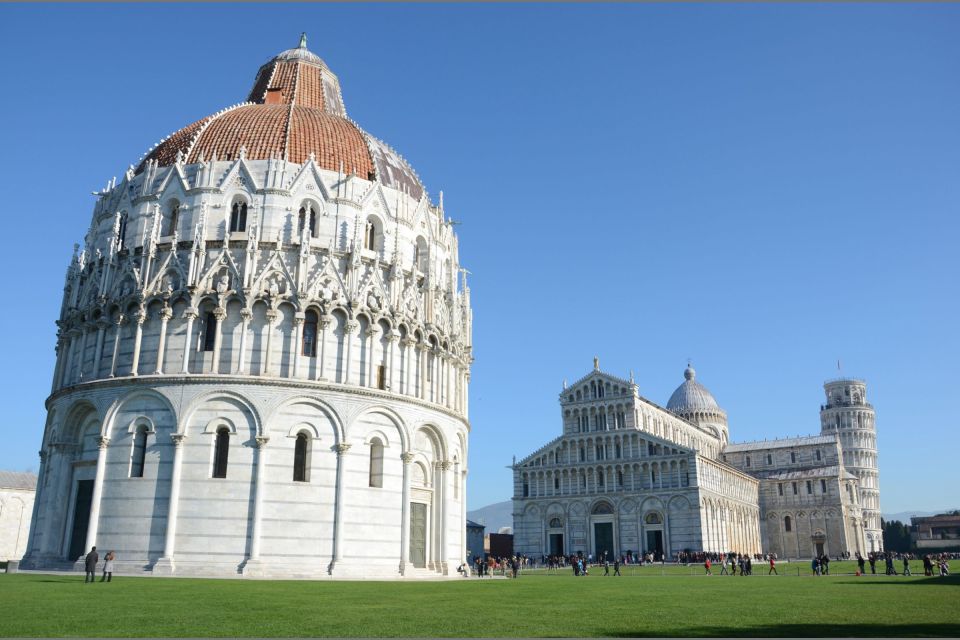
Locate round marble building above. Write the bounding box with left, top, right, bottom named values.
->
left=22, top=36, right=473, bottom=578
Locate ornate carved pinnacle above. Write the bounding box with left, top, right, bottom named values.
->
left=335, top=443, right=352, bottom=455
left=400, top=452, right=415, bottom=464
left=96, top=436, right=111, bottom=449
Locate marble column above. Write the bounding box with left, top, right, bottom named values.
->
left=263, top=309, right=279, bottom=376
left=365, top=325, right=379, bottom=387
left=154, top=306, right=172, bottom=374
left=210, top=307, right=226, bottom=374
left=51, top=337, right=67, bottom=392
left=292, top=313, right=304, bottom=379
left=76, top=324, right=91, bottom=382
left=130, top=311, right=146, bottom=376
left=236, top=309, right=251, bottom=374
left=61, top=331, right=77, bottom=386
left=21, top=450, right=49, bottom=564
left=244, top=436, right=269, bottom=574
left=387, top=331, right=399, bottom=391
left=180, top=309, right=197, bottom=374
left=399, top=452, right=413, bottom=575
left=331, top=443, right=351, bottom=572
left=91, top=320, right=107, bottom=379
left=154, top=433, right=187, bottom=574
left=109, top=316, right=125, bottom=377
left=343, top=321, right=359, bottom=385
left=401, top=338, right=415, bottom=395
left=83, top=436, right=110, bottom=555
left=317, top=315, right=332, bottom=381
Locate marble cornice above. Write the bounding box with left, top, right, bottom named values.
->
left=47, top=373, right=471, bottom=430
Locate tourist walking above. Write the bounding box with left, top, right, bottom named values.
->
left=856, top=552, right=866, bottom=575
left=704, top=558, right=712, bottom=575
left=613, top=558, right=621, bottom=576
left=100, top=551, right=115, bottom=582
left=768, top=556, right=777, bottom=575
left=902, top=556, right=911, bottom=576
left=84, top=546, right=99, bottom=583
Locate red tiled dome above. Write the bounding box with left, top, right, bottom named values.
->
left=137, top=35, right=423, bottom=199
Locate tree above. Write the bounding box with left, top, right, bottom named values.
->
left=881, top=519, right=912, bottom=552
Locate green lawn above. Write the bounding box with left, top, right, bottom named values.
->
left=1, top=571, right=958, bottom=637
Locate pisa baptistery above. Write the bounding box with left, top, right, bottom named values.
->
left=22, top=36, right=472, bottom=578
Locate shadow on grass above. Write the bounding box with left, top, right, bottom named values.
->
left=833, top=575, right=960, bottom=587
left=603, top=623, right=960, bottom=637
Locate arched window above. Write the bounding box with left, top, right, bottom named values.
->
left=549, top=517, right=563, bottom=528
left=784, top=516, right=792, bottom=532
left=203, top=311, right=218, bottom=352
left=165, top=202, right=179, bottom=237
left=369, top=438, right=384, bottom=488
left=293, top=432, right=310, bottom=482
left=116, top=212, right=128, bottom=251
left=230, top=201, right=247, bottom=233
left=130, top=425, right=148, bottom=478
left=645, top=512, right=662, bottom=525
left=302, top=310, right=318, bottom=357
left=364, top=218, right=377, bottom=251
left=212, top=427, right=230, bottom=478
left=298, top=206, right=317, bottom=238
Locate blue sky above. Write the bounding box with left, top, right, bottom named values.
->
left=1, top=4, right=958, bottom=514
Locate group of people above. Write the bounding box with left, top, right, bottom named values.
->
left=704, top=552, right=766, bottom=575
left=83, top=546, right=115, bottom=583
left=471, top=554, right=526, bottom=578
left=853, top=551, right=951, bottom=577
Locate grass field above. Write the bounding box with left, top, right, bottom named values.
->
left=2, top=570, right=958, bottom=637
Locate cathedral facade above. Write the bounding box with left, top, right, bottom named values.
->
left=512, top=362, right=881, bottom=561
left=22, top=37, right=472, bottom=578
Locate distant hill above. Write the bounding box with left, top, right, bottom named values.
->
left=467, top=500, right=513, bottom=534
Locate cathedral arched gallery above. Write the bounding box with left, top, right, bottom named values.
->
left=512, top=361, right=882, bottom=561
left=22, top=36, right=472, bottom=578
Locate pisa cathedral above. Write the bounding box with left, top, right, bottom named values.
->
left=22, top=37, right=472, bottom=578
left=513, top=361, right=882, bottom=561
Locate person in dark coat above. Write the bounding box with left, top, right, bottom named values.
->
left=84, top=547, right=99, bottom=583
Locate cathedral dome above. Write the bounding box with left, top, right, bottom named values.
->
left=667, top=365, right=721, bottom=413
left=137, top=34, right=424, bottom=199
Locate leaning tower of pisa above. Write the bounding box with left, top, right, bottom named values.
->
left=820, top=378, right=882, bottom=552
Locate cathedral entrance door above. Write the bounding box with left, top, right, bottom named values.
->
left=68, top=480, right=94, bottom=560
left=549, top=533, right=564, bottom=556
left=646, top=530, right=663, bottom=560
left=594, top=523, right=614, bottom=562
left=816, top=542, right=824, bottom=557
left=409, top=502, right=427, bottom=568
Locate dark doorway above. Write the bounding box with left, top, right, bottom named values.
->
left=646, top=530, right=664, bottom=559
left=68, top=480, right=94, bottom=560
left=549, top=533, right=564, bottom=556
left=816, top=542, right=825, bottom=557
left=409, top=502, right=427, bottom=568
left=594, top=522, right=614, bottom=561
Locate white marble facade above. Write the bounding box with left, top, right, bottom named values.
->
left=513, top=363, right=880, bottom=560
left=22, top=39, right=471, bottom=578
left=0, top=472, right=37, bottom=562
